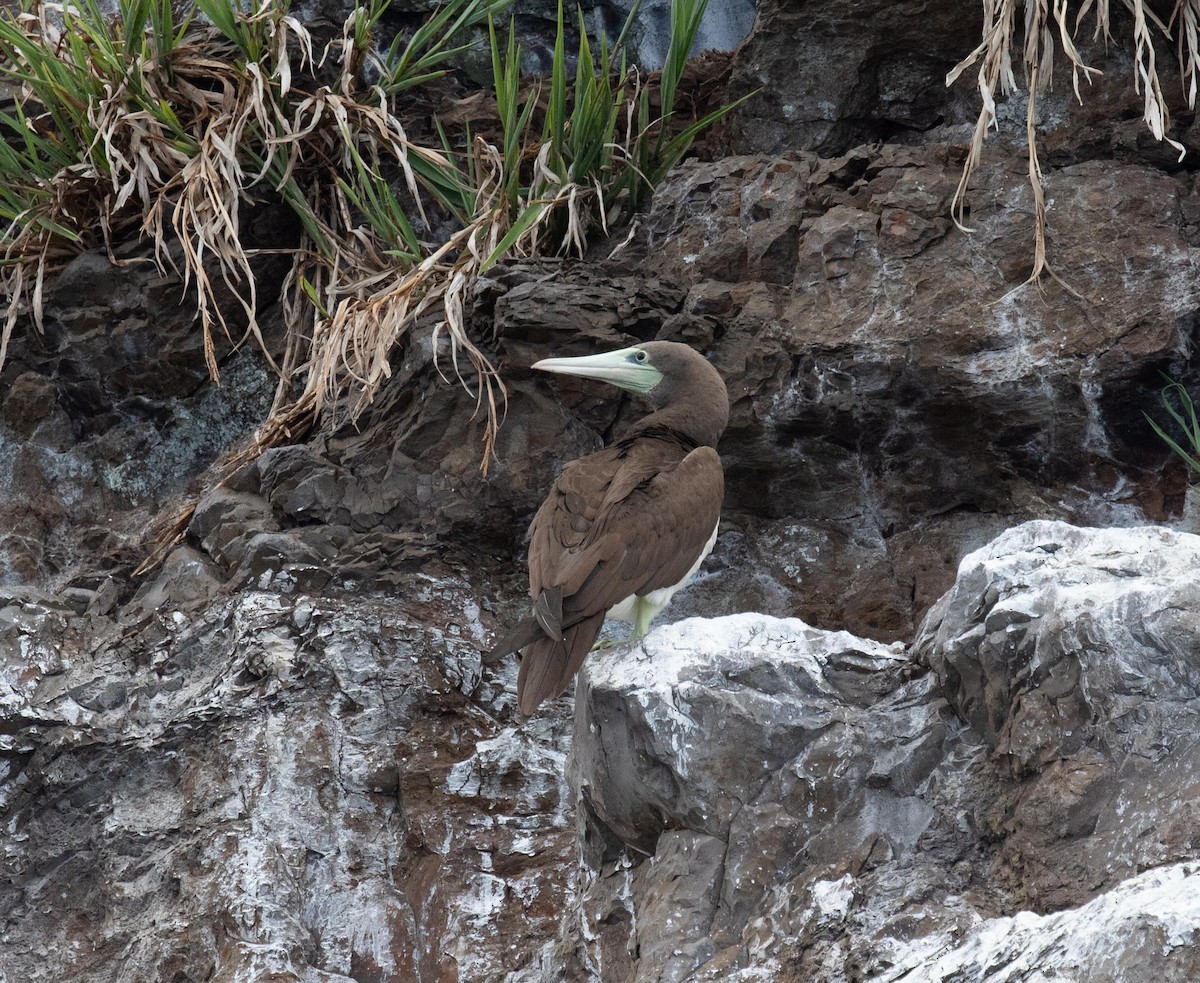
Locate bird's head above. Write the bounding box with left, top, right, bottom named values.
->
left=532, top=340, right=727, bottom=402
left=532, top=341, right=729, bottom=445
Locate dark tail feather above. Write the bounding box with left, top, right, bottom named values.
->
left=485, top=617, right=541, bottom=665
left=517, top=612, right=605, bottom=715
left=485, top=587, right=563, bottom=665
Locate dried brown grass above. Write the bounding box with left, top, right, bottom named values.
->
left=1, top=0, right=744, bottom=573
left=950, top=0, right=1197, bottom=287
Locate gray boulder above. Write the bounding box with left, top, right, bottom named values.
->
left=878, top=861, right=1200, bottom=983
left=916, top=520, right=1200, bottom=912
left=523, top=521, right=1200, bottom=981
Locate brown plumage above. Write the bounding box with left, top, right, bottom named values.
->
left=490, top=341, right=730, bottom=714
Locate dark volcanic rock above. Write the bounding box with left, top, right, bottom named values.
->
left=0, top=246, right=279, bottom=589
left=1, top=372, right=56, bottom=438
left=723, top=0, right=1193, bottom=164
left=727, top=0, right=983, bottom=154
left=534, top=615, right=961, bottom=981
left=478, top=142, right=1197, bottom=643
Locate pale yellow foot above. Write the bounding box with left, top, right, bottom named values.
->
left=590, top=599, right=657, bottom=652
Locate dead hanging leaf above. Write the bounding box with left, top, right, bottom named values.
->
left=948, top=0, right=1194, bottom=287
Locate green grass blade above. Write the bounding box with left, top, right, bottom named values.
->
left=651, top=89, right=757, bottom=181
left=1147, top=413, right=1200, bottom=473
left=298, top=274, right=329, bottom=317
left=482, top=199, right=551, bottom=269
left=1148, top=380, right=1200, bottom=473
left=546, top=0, right=566, bottom=152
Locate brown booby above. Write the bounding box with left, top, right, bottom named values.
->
left=491, top=341, right=729, bottom=714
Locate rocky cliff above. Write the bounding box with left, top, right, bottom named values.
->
left=3, top=0, right=1200, bottom=980
left=528, top=521, right=1200, bottom=980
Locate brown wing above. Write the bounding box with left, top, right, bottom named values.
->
left=510, top=439, right=723, bottom=713
left=528, top=442, right=724, bottom=624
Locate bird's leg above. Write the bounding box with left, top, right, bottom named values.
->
left=632, top=596, right=656, bottom=640
left=591, top=598, right=657, bottom=652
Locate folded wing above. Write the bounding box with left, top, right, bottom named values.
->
left=511, top=439, right=723, bottom=712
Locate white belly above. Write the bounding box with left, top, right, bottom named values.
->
left=606, top=522, right=720, bottom=624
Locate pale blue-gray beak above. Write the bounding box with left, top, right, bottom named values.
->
left=531, top=346, right=663, bottom=395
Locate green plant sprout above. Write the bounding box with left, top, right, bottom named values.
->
left=1148, top=378, right=1200, bottom=473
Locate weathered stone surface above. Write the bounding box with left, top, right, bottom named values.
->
left=0, top=575, right=574, bottom=983
left=570, top=615, right=915, bottom=853
left=916, top=520, right=1200, bottom=912
left=536, top=614, right=962, bottom=981
left=516, top=524, right=1200, bottom=981
left=723, top=0, right=1195, bottom=165
left=477, top=140, right=1197, bottom=643
left=1, top=372, right=56, bottom=438
left=132, top=543, right=226, bottom=612
left=188, top=485, right=281, bottom=568
left=4, top=0, right=1200, bottom=979
left=726, top=0, right=982, bottom=155
left=918, top=521, right=1200, bottom=771
left=877, top=861, right=1200, bottom=983
left=0, top=248, right=279, bottom=589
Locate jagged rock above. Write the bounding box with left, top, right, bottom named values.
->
left=724, top=0, right=1195, bottom=165
left=570, top=615, right=915, bottom=853
left=189, top=486, right=280, bottom=559
left=0, top=249, right=279, bottom=587
left=1, top=372, right=56, bottom=439
left=918, top=521, right=1200, bottom=772
left=916, top=520, right=1200, bottom=911
left=518, top=522, right=1200, bottom=981
left=132, top=544, right=226, bottom=612
left=877, top=862, right=1200, bottom=983
left=0, top=577, right=574, bottom=983
left=543, top=613, right=957, bottom=981
left=727, top=0, right=982, bottom=154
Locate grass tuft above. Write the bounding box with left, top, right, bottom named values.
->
left=1148, top=378, right=1200, bottom=474
left=0, top=0, right=743, bottom=568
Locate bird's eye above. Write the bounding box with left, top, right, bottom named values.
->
left=635, top=350, right=648, bottom=363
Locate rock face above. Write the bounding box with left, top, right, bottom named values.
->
left=0, top=572, right=575, bottom=983
left=8, top=515, right=1200, bottom=981
left=516, top=522, right=1200, bottom=982
left=727, top=0, right=982, bottom=154
left=0, top=244, right=280, bottom=591
left=556, top=615, right=943, bottom=981
left=4, top=0, right=1200, bottom=979
left=918, top=521, right=1200, bottom=912
left=487, top=139, right=1197, bottom=642
left=877, top=861, right=1200, bottom=983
